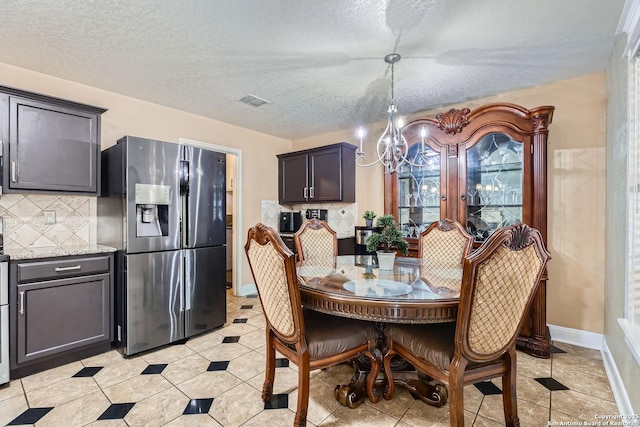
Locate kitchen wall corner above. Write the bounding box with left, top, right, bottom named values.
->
left=0, top=194, right=96, bottom=250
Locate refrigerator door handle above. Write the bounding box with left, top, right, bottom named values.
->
left=184, top=250, right=192, bottom=312
left=179, top=160, right=189, bottom=194
left=185, top=275, right=192, bottom=312
left=179, top=159, right=190, bottom=248
left=180, top=254, right=186, bottom=312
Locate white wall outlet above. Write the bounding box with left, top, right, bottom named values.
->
left=44, top=210, right=56, bottom=225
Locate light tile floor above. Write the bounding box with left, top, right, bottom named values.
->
left=0, top=291, right=624, bottom=426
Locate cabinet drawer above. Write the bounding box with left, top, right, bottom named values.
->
left=15, top=256, right=111, bottom=283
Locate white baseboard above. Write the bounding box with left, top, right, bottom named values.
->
left=548, top=324, right=603, bottom=350
left=601, top=338, right=634, bottom=416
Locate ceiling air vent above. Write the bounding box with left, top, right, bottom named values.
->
left=239, top=94, right=271, bottom=107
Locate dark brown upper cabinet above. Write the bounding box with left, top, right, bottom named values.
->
left=277, top=142, right=356, bottom=204
left=0, top=85, right=107, bottom=195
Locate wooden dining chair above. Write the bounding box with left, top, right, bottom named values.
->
left=244, top=223, right=380, bottom=427
left=383, top=223, right=550, bottom=426
left=418, top=219, right=474, bottom=293
left=293, top=218, right=338, bottom=261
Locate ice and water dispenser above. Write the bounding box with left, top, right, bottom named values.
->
left=135, top=183, right=170, bottom=237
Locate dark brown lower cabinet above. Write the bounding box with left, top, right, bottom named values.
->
left=10, top=253, right=114, bottom=377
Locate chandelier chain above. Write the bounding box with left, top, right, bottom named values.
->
left=390, top=62, right=395, bottom=102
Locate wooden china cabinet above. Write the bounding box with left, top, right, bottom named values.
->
left=384, top=102, right=554, bottom=358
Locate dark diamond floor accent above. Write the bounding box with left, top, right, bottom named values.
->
left=183, top=398, right=214, bottom=414
left=535, top=377, right=570, bottom=391
left=222, top=336, right=240, bottom=343
left=208, top=361, right=230, bottom=371
left=474, top=381, right=502, bottom=395
left=142, top=364, right=168, bottom=374
left=551, top=345, right=567, bottom=354
left=246, top=294, right=258, bottom=298
left=8, top=408, right=53, bottom=425
left=275, top=358, right=290, bottom=368
left=264, top=393, right=289, bottom=409
left=233, top=318, right=248, bottom=323
left=241, top=305, right=254, bottom=309
left=98, top=403, right=136, bottom=420
left=73, top=366, right=103, bottom=377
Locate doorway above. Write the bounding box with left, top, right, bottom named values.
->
left=179, top=138, right=242, bottom=296
left=225, top=153, right=236, bottom=289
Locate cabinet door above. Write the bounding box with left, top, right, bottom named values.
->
left=16, top=273, right=111, bottom=364
left=395, top=142, right=443, bottom=239
left=460, top=132, right=529, bottom=242
left=9, top=97, right=99, bottom=193
left=279, top=152, right=309, bottom=203
left=308, top=146, right=343, bottom=202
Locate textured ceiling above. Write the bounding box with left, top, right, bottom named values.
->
left=0, top=0, right=626, bottom=140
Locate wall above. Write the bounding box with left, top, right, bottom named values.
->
left=605, top=32, right=640, bottom=412
left=0, top=61, right=291, bottom=288
left=0, top=194, right=95, bottom=249
left=294, top=72, right=607, bottom=335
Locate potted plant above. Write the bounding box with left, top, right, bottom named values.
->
left=363, top=210, right=377, bottom=227
left=365, top=215, right=408, bottom=270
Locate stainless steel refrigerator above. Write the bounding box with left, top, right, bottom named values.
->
left=98, top=136, right=226, bottom=356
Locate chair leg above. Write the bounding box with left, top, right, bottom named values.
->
left=449, top=360, right=467, bottom=427
left=382, top=347, right=396, bottom=400
left=262, top=332, right=276, bottom=402
left=502, top=347, right=520, bottom=427
left=295, top=359, right=310, bottom=427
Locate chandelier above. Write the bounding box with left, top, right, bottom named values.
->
left=355, top=53, right=435, bottom=174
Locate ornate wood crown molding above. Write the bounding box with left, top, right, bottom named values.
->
left=435, top=108, right=471, bottom=135
left=531, top=115, right=549, bottom=132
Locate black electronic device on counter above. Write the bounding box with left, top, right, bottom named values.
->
left=305, top=208, right=328, bottom=221
left=280, top=211, right=302, bottom=233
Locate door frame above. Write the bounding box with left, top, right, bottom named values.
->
left=179, top=137, right=244, bottom=296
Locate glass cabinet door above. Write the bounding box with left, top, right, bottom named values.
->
left=465, top=132, right=523, bottom=242
left=396, top=143, right=441, bottom=239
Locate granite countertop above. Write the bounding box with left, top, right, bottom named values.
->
left=4, top=244, right=118, bottom=260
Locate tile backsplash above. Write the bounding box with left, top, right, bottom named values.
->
left=0, top=194, right=96, bottom=250
left=261, top=200, right=357, bottom=238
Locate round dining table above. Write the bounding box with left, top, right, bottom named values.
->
left=297, top=255, right=461, bottom=323
left=296, top=254, right=462, bottom=408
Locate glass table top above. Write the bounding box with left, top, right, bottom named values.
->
left=296, top=255, right=461, bottom=302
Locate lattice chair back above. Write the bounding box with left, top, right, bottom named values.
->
left=419, top=219, right=473, bottom=291
left=294, top=219, right=338, bottom=261
left=457, top=223, right=550, bottom=361
left=245, top=223, right=301, bottom=343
